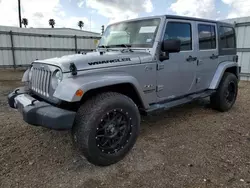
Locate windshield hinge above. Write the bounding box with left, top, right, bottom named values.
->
left=156, top=85, right=164, bottom=92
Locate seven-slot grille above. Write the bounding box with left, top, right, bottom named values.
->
left=31, top=68, right=52, bottom=97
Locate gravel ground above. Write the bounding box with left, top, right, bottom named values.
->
left=0, top=70, right=250, bottom=188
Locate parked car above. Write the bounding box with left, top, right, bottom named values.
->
left=8, top=15, right=240, bottom=166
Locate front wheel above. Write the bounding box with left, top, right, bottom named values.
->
left=72, top=92, right=140, bottom=166
left=210, top=72, right=238, bottom=112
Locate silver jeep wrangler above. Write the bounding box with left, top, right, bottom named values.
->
left=8, top=15, right=240, bottom=166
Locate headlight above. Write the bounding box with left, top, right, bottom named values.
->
left=28, top=67, right=33, bottom=81
left=51, top=69, right=63, bottom=89
left=22, top=67, right=32, bottom=82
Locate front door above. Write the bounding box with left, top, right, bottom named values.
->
left=157, top=19, right=197, bottom=100
left=195, top=22, right=219, bottom=92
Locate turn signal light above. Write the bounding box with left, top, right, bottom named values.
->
left=75, top=89, right=84, bottom=97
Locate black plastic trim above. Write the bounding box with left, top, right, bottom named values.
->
left=8, top=88, right=76, bottom=130
left=21, top=101, right=75, bottom=130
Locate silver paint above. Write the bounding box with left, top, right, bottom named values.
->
left=25, top=15, right=238, bottom=111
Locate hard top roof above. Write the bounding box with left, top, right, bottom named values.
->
left=109, top=15, right=233, bottom=27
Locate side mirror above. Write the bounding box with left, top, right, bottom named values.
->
left=162, top=39, right=181, bottom=53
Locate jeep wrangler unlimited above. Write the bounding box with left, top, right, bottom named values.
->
left=8, top=15, right=240, bottom=166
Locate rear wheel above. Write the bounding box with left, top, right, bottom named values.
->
left=210, top=72, right=238, bottom=112
left=72, top=92, right=140, bottom=166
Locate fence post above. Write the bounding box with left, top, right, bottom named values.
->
left=9, top=30, right=16, bottom=69
left=74, top=35, right=78, bottom=53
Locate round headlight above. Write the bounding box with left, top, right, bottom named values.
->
left=28, top=67, right=33, bottom=81
left=51, top=69, right=63, bottom=89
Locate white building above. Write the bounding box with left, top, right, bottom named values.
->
left=0, top=26, right=101, bottom=68
left=224, top=17, right=250, bottom=80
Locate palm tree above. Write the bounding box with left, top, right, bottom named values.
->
left=78, top=20, right=84, bottom=30
left=21, top=18, right=28, bottom=28
left=49, top=19, right=55, bottom=28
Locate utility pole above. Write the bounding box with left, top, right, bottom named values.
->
left=18, top=0, right=22, bottom=28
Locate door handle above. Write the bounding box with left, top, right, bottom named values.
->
left=186, top=56, right=197, bottom=62
left=210, top=54, right=218, bottom=60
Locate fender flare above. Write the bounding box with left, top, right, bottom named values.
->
left=209, top=61, right=239, bottom=90
left=53, top=72, right=149, bottom=108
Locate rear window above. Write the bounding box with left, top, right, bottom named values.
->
left=220, top=26, right=236, bottom=49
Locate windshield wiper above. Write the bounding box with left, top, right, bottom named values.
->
left=109, top=44, right=133, bottom=52
left=98, top=45, right=110, bottom=49
left=110, top=44, right=131, bottom=48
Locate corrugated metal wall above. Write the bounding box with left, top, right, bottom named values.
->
left=225, top=17, right=250, bottom=80
left=0, top=26, right=101, bottom=68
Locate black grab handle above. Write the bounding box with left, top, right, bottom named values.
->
left=186, top=56, right=197, bottom=62
left=210, top=54, right=218, bottom=59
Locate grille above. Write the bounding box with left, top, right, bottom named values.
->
left=31, top=68, right=52, bottom=97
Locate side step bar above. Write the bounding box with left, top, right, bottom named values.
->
left=146, top=90, right=215, bottom=114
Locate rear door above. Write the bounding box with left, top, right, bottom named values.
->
left=195, top=22, right=219, bottom=92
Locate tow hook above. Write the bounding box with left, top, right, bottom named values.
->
left=14, top=88, right=20, bottom=94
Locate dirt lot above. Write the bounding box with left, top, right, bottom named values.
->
left=0, top=70, right=250, bottom=188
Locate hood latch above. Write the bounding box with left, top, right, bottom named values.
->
left=69, top=63, right=77, bottom=76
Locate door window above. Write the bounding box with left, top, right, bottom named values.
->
left=164, top=22, right=192, bottom=51
left=198, top=24, right=216, bottom=50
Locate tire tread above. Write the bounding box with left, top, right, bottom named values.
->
left=210, top=72, right=238, bottom=112
left=72, top=92, right=140, bottom=166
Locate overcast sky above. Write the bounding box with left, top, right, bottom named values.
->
left=0, top=0, right=249, bottom=33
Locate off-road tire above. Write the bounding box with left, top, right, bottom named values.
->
left=72, top=92, right=140, bottom=166
left=210, top=72, right=238, bottom=112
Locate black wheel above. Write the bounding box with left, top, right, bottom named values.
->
left=210, top=72, right=238, bottom=112
left=72, top=92, right=140, bottom=166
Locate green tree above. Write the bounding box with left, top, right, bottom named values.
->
left=21, top=18, right=28, bottom=28
left=49, top=19, right=55, bottom=28
left=78, top=20, right=84, bottom=30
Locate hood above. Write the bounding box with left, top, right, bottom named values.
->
left=33, top=50, right=153, bottom=72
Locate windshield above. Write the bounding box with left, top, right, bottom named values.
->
left=99, top=18, right=161, bottom=48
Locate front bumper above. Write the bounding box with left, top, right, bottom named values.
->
left=8, top=87, right=75, bottom=130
